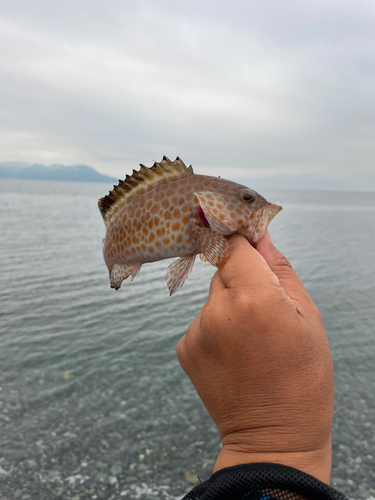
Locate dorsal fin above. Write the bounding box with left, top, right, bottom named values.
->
left=98, top=156, right=194, bottom=226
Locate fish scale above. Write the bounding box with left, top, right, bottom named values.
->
left=99, top=156, right=282, bottom=295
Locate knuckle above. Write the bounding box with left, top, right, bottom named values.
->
left=276, top=254, right=293, bottom=271
left=228, top=288, right=260, bottom=316
left=310, top=301, right=323, bottom=324
left=176, top=336, right=187, bottom=365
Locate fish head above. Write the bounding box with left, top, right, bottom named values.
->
left=194, top=184, right=282, bottom=245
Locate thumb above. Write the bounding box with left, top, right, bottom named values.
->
left=255, top=233, right=312, bottom=311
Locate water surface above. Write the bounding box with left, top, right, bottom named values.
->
left=0, top=180, right=374, bottom=499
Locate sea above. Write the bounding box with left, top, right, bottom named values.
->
left=0, top=179, right=374, bottom=500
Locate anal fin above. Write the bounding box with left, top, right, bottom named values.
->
left=110, top=263, right=141, bottom=290
left=166, top=256, right=196, bottom=296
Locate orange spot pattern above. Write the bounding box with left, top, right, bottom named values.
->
left=102, top=170, right=279, bottom=293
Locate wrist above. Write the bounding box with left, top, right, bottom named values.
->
left=214, top=437, right=332, bottom=484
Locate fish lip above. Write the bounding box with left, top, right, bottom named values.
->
left=240, top=203, right=282, bottom=244
left=266, top=204, right=283, bottom=224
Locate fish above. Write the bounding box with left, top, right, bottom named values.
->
left=98, top=156, right=282, bottom=295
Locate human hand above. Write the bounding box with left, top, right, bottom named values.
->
left=177, top=233, right=334, bottom=484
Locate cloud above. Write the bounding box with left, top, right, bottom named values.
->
left=0, top=0, right=374, bottom=190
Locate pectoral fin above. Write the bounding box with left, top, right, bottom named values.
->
left=110, top=263, right=141, bottom=290
left=190, top=213, right=230, bottom=271
left=166, top=256, right=196, bottom=296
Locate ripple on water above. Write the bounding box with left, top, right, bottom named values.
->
left=0, top=181, right=374, bottom=499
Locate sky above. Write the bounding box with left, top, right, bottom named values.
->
left=0, top=0, right=374, bottom=191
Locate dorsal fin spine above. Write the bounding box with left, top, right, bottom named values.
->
left=98, top=156, right=194, bottom=226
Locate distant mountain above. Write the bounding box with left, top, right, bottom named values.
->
left=0, top=162, right=118, bottom=183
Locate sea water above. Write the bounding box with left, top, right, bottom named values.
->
left=0, top=179, right=374, bottom=500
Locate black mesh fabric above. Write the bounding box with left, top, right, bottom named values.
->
left=183, top=463, right=349, bottom=500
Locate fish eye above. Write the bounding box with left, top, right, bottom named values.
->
left=240, top=192, right=255, bottom=203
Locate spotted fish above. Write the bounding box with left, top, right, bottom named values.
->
left=99, top=156, right=282, bottom=295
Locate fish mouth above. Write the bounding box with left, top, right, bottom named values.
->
left=240, top=203, right=282, bottom=245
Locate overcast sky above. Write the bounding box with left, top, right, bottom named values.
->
left=0, top=0, right=374, bottom=190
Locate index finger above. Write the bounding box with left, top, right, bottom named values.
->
left=211, top=234, right=314, bottom=315
left=255, top=234, right=315, bottom=312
